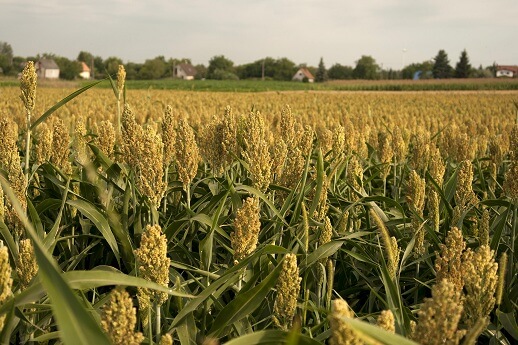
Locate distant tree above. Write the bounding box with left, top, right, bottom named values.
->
left=236, top=57, right=276, bottom=80
left=0, top=41, right=14, bottom=74
left=432, top=50, right=452, bottom=79
left=194, top=64, right=207, bottom=80
left=271, top=58, right=297, bottom=80
left=353, top=55, right=380, bottom=79
left=328, top=63, right=353, bottom=79
left=454, top=49, right=472, bottom=78
left=473, top=64, right=493, bottom=78
left=139, top=56, right=167, bottom=79
left=104, top=56, right=123, bottom=77
left=207, top=55, right=234, bottom=79
left=93, top=56, right=104, bottom=78
left=54, top=56, right=82, bottom=80
left=77, top=51, right=93, bottom=64
left=125, top=62, right=142, bottom=80
left=315, top=57, right=328, bottom=82
left=401, top=61, right=433, bottom=79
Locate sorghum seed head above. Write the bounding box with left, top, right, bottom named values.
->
left=159, top=334, right=173, bottom=345
left=230, top=197, right=261, bottom=263
left=435, top=227, right=466, bottom=292
left=406, top=170, right=426, bottom=216
left=455, top=160, right=477, bottom=208
left=134, top=224, right=170, bottom=306
left=273, top=253, right=301, bottom=331
left=16, top=239, right=38, bottom=290
left=413, top=279, right=465, bottom=345
left=377, top=309, right=395, bottom=333
left=94, top=120, right=116, bottom=158
left=20, top=61, right=37, bottom=113
left=116, top=65, right=126, bottom=100
left=462, top=245, right=498, bottom=328
left=175, top=118, right=201, bottom=190
left=503, top=161, right=518, bottom=200
left=0, top=243, right=13, bottom=330
left=100, top=288, right=144, bottom=345
left=329, top=299, right=362, bottom=345
left=35, top=122, right=53, bottom=165
left=51, top=118, right=72, bottom=174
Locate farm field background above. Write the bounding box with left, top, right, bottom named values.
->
left=2, top=76, right=518, bottom=92
left=0, top=72, right=517, bottom=345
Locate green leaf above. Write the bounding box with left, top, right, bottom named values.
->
left=26, top=199, right=44, bottom=239
left=0, top=176, right=111, bottom=345
left=497, top=309, right=518, bottom=340
left=300, top=240, right=344, bottom=270
left=0, top=268, right=193, bottom=314
left=224, top=330, right=321, bottom=345
left=0, top=220, right=18, bottom=261
left=66, top=199, right=120, bottom=263
left=169, top=245, right=287, bottom=330
left=30, top=78, right=108, bottom=130
left=43, top=177, right=70, bottom=251
left=209, top=260, right=283, bottom=336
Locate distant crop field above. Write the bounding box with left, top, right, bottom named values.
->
left=2, top=75, right=518, bottom=91
left=0, top=71, right=517, bottom=344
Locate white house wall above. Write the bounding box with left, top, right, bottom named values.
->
left=44, top=69, right=60, bottom=79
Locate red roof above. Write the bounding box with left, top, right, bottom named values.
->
left=496, top=65, right=518, bottom=73
left=81, top=61, right=90, bottom=72
left=298, top=67, right=314, bottom=79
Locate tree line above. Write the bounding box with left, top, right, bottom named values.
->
left=0, top=41, right=497, bottom=81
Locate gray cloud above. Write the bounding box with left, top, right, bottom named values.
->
left=1, top=0, right=516, bottom=68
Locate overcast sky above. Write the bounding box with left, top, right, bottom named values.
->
left=1, top=0, right=517, bottom=69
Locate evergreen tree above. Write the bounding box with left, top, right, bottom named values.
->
left=315, top=57, right=328, bottom=82
left=432, top=50, right=452, bottom=79
left=454, top=49, right=472, bottom=78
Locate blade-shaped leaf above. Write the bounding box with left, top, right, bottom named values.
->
left=0, top=176, right=111, bottom=345
left=209, top=261, right=283, bottom=336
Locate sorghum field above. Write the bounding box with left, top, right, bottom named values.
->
left=0, top=64, right=517, bottom=345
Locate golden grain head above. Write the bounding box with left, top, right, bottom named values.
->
left=175, top=118, right=201, bottom=189
left=413, top=279, right=465, bottom=345
left=16, top=239, right=38, bottom=290
left=377, top=309, right=395, bottom=333
left=101, top=288, right=144, bottom=345
left=455, top=160, right=477, bottom=208
left=159, top=334, right=173, bottom=345
left=273, top=253, right=301, bottom=331
left=134, top=224, right=170, bottom=306
left=94, top=120, right=116, bottom=158
left=162, top=104, right=176, bottom=167
left=406, top=170, right=426, bottom=215
left=230, top=197, right=261, bottom=263
left=329, top=299, right=363, bottom=345
left=435, top=227, right=466, bottom=292
left=19, top=61, right=37, bottom=113
left=51, top=118, right=72, bottom=174
left=462, top=245, right=498, bottom=328
left=35, top=122, right=53, bottom=165
left=116, top=65, right=126, bottom=99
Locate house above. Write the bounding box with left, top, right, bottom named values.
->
left=79, top=61, right=91, bottom=79
left=35, top=59, right=60, bottom=79
left=292, top=67, right=314, bottom=82
left=496, top=65, right=518, bottom=78
left=174, top=63, right=197, bottom=80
